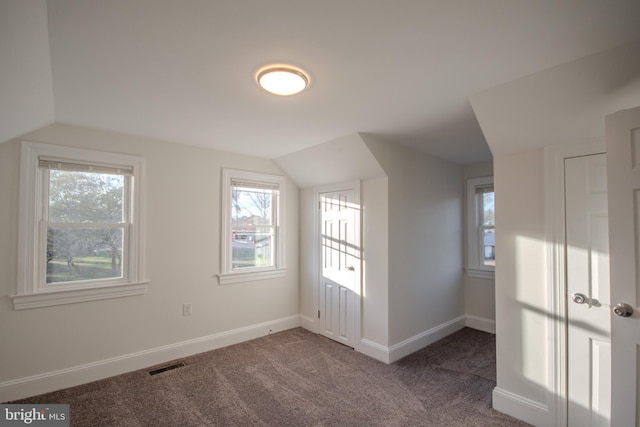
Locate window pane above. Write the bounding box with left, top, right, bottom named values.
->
left=482, top=228, right=495, bottom=266
left=46, top=227, right=124, bottom=283
left=231, top=185, right=275, bottom=269
left=231, top=186, right=272, bottom=224
left=49, top=170, right=124, bottom=223
left=482, top=191, right=495, bottom=226
left=232, top=226, right=274, bottom=269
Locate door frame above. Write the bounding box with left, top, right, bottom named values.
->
left=544, top=140, right=606, bottom=426
left=312, top=180, right=362, bottom=351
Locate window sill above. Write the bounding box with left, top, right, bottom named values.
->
left=466, top=269, right=495, bottom=280
left=218, top=268, right=288, bottom=285
left=10, top=281, right=149, bottom=310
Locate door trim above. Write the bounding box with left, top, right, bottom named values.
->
left=544, top=141, right=606, bottom=427
left=313, top=181, right=362, bottom=351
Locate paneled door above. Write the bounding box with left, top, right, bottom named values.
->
left=565, top=153, right=611, bottom=426
left=606, top=106, right=640, bottom=426
left=317, top=186, right=360, bottom=348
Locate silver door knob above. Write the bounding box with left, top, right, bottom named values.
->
left=613, top=303, right=633, bottom=318
left=572, top=293, right=588, bottom=304
left=346, top=266, right=355, bottom=271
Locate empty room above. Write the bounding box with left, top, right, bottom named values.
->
left=2, top=1, right=640, bottom=426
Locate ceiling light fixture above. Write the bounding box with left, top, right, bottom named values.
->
left=256, top=65, right=309, bottom=96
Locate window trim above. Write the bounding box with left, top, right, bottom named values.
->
left=466, top=176, right=495, bottom=279
left=11, top=141, right=148, bottom=310
left=219, top=168, right=287, bottom=285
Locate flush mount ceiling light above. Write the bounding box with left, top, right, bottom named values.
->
left=256, top=65, right=309, bottom=96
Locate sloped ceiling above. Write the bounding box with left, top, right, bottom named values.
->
left=0, top=0, right=54, bottom=144
left=3, top=1, right=640, bottom=164
left=469, top=40, right=640, bottom=156
left=275, top=133, right=386, bottom=188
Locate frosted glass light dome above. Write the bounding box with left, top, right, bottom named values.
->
left=257, top=65, right=309, bottom=96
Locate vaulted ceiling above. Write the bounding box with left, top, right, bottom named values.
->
left=3, top=0, right=640, bottom=164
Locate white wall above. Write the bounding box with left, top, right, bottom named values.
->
left=463, top=161, right=496, bottom=332
left=0, top=124, right=299, bottom=401
left=493, top=150, right=549, bottom=408
left=361, top=177, right=389, bottom=347
left=298, top=187, right=316, bottom=328
left=0, top=0, right=54, bottom=144
left=363, top=138, right=464, bottom=347
left=469, top=40, right=640, bottom=426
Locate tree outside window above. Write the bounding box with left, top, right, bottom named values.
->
left=46, top=169, right=128, bottom=284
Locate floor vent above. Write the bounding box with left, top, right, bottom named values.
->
left=149, top=362, right=186, bottom=376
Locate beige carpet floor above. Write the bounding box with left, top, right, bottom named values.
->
left=13, top=327, right=530, bottom=426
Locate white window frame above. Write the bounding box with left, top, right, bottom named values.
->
left=219, top=168, right=287, bottom=285
left=466, top=176, right=495, bottom=279
left=10, top=141, right=148, bottom=310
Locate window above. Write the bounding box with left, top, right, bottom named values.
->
left=466, top=176, right=495, bottom=278
left=220, top=169, right=286, bottom=285
left=11, top=142, right=147, bottom=310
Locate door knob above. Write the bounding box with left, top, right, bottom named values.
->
left=613, top=303, right=634, bottom=318
left=572, top=293, right=588, bottom=304
left=346, top=266, right=355, bottom=271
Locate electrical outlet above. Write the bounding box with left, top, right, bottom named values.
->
left=182, top=302, right=192, bottom=316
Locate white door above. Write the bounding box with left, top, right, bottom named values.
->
left=317, top=186, right=360, bottom=348
left=606, top=106, right=640, bottom=426
left=565, top=154, right=611, bottom=426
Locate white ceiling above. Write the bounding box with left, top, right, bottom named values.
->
left=6, top=0, right=640, bottom=164
left=470, top=40, right=640, bottom=156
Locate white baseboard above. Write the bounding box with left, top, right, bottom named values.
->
left=388, top=315, right=466, bottom=363
left=465, top=315, right=496, bottom=334
left=0, top=315, right=301, bottom=403
left=298, top=314, right=316, bottom=333
left=358, top=338, right=391, bottom=364
left=357, top=316, right=466, bottom=365
left=493, top=387, right=549, bottom=427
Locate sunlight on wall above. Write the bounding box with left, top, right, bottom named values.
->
left=361, top=260, right=367, bottom=298
left=515, top=235, right=548, bottom=389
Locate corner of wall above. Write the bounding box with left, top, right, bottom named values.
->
left=492, top=387, right=550, bottom=427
